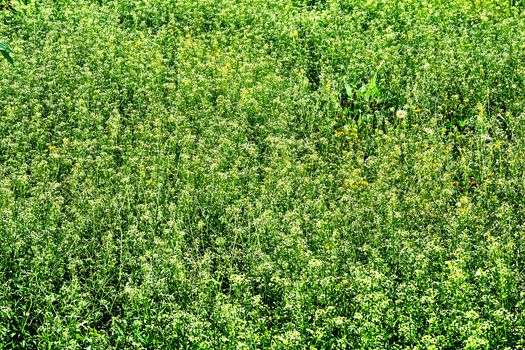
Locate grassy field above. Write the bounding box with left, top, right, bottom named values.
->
left=1, top=0, right=525, bottom=348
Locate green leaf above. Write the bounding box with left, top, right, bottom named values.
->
left=0, top=49, right=13, bottom=64
left=344, top=83, right=353, bottom=98
left=0, top=43, right=11, bottom=52
left=0, top=42, right=13, bottom=64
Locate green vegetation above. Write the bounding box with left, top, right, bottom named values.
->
left=0, top=43, right=12, bottom=64
left=1, top=0, right=525, bottom=348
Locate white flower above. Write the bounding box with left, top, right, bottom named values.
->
left=396, top=109, right=407, bottom=119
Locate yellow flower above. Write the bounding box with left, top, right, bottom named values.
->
left=49, top=145, right=58, bottom=152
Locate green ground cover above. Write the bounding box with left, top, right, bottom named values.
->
left=1, top=0, right=525, bottom=348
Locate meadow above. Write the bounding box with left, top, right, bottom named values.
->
left=1, top=0, right=525, bottom=348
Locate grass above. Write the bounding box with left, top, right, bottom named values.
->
left=1, top=0, right=525, bottom=348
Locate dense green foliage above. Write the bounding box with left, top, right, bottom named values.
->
left=1, top=0, right=525, bottom=348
